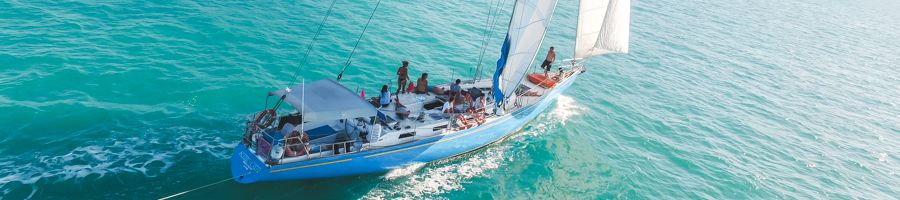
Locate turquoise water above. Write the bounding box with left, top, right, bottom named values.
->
left=2, top=0, right=899, bottom=199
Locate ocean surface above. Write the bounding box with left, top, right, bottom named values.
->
left=1, top=0, right=899, bottom=199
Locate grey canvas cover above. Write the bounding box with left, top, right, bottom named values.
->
left=269, top=79, right=377, bottom=122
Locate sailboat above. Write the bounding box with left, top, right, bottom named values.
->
left=230, top=0, right=631, bottom=183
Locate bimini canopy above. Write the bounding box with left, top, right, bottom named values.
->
left=268, top=79, right=377, bottom=122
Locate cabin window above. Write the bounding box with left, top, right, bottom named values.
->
left=432, top=125, right=448, bottom=131
left=399, top=132, right=415, bottom=139
left=424, top=100, right=444, bottom=110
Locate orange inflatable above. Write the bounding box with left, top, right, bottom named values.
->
left=527, top=73, right=557, bottom=88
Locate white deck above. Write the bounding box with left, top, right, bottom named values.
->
left=253, top=68, right=578, bottom=165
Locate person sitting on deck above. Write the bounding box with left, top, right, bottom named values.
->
left=553, top=67, right=564, bottom=81
left=453, top=92, right=472, bottom=113
left=415, top=73, right=429, bottom=94
left=379, top=85, right=392, bottom=107
left=442, top=100, right=452, bottom=114
left=450, top=79, right=462, bottom=99
left=468, top=107, right=485, bottom=125
left=469, top=95, right=487, bottom=114
left=455, top=112, right=477, bottom=130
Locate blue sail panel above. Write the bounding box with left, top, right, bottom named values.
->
left=493, top=34, right=511, bottom=106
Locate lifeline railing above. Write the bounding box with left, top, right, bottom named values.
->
left=514, top=65, right=581, bottom=108
left=247, top=94, right=492, bottom=164
left=251, top=131, right=360, bottom=163
left=445, top=104, right=490, bottom=132
left=280, top=138, right=357, bottom=161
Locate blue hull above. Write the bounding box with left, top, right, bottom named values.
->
left=231, top=73, right=581, bottom=183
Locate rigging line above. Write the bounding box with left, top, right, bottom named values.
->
left=336, top=0, right=383, bottom=81
left=474, top=0, right=508, bottom=81
left=472, top=0, right=503, bottom=81
left=489, top=0, right=519, bottom=109
left=287, top=0, right=339, bottom=87
left=471, top=0, right=498, bottom=79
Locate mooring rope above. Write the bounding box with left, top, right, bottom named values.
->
left=336, top=0, right=384, bottom=81
left=158, top=176, right=234, bottom=200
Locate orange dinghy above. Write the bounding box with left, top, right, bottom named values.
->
left=527, top=73, right=557, bottom=88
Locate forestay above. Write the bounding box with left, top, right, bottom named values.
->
left=573, top=0, right=631, bottom=59
left=269, top=79, right=377, bottom=122
left=493, top=0, right=560, bottom=106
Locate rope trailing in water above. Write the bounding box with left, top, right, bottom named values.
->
left=287, top=0, right=339, bottom=87
left=336, top=0, right=383, bottom=81
left=159, top=167, right=263, bottom=200
left=158, top=176, right=234, bottom=200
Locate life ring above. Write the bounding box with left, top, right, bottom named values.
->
left=243, top=109, right=277, bottom=145
left=284, top=131, right=310, bottom=157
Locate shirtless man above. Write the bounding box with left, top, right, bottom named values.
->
left=540, top=46, right=556, bottom=76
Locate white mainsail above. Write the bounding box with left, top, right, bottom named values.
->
left=573, top=0, right=631, bottom=59
left=493, top=0, right=559, bottom=106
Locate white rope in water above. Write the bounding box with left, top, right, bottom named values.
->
left=158, top=176, right=234, bottom=200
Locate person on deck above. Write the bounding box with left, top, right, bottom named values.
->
left=454, top=92, right=471, bottom=113
left=540, top=46, right=556, bottom=76
left=379, top=85, right=391, bottom=107
left=553, top=67, right=564, bottom=81
left=415, top=73, right=429, bottom=94
left=450, top=79, right=462, bottom=100
left=396, top=60, right=410, bottom=94
left=442, top=100, right=452, bottom=113
left=471, top=95, right=486, bottom=113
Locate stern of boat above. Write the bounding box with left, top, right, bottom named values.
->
left=230, top=143, right=269, bottom=184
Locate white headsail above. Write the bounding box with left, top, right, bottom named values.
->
left=493, top=0, right=560, bottom=106
left=573, top=0, right=631, bottom=59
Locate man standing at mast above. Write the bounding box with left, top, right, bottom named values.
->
left=540, top=46, right=556, bottom=76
